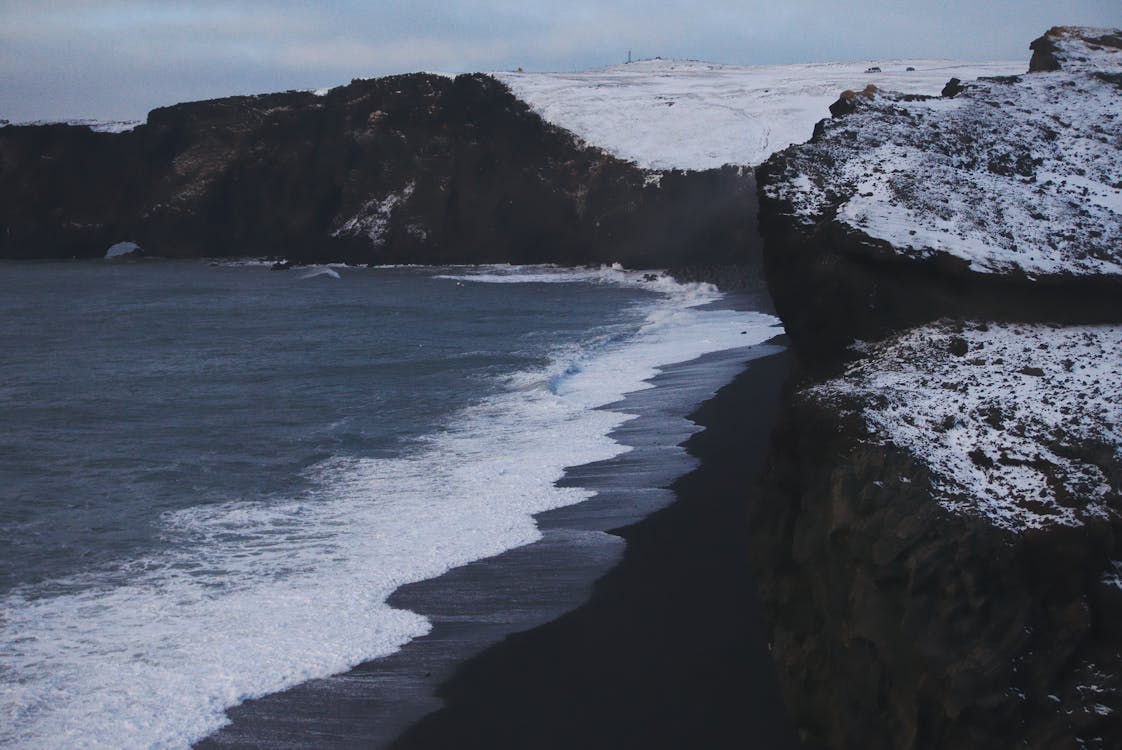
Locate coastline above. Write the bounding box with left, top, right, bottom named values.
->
left=197, top=306, right=796, bottom=749
left=392, top=341, right=798, bottom=750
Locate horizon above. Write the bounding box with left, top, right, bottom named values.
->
left=1, top=1, right=1119, bottom=122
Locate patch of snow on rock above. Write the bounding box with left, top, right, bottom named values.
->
left=1103, top=560, right=1122, bottom=590
left=332, top=182, right=416, bottom=246
left=811, top=321, right=1121, bottom=533
left=494, top=58, right=1022, bottom=170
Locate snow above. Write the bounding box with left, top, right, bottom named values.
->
left=810, top=321, right=1122, bottom=533
left=331, top=182, right=416, bottom=246
left=5, top=119, right=142, bottom=133
left=104, top=241, right=141, bottom=259
left=1104, top=561, right=1122, bottom=590
left=494, top=58, right=1023, bottom=170
left=763, top=29, right=1122, bottom=278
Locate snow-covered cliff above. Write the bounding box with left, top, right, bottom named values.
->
left=752, top=27, right=1122, bottom=749
left=761, top=31, right=1121, bottom=278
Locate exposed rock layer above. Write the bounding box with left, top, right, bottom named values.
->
left=0, top=74, right=758, bottom=274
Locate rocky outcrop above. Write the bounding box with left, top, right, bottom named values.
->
left=0, top=74, right=758, bottom=274
left=758, top=398, right=1122, bottom=748
left=1030, top=26, right=1122, bottom=72
left=755, top=323, right=1122, bottom=748
left=751, top=27, right=1122, bottom=749
left=755, top=23, right=1122, bottom=370
left=753, top=188, right=1122, bottom=370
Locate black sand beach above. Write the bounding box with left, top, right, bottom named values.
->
left=199, top=327, right=796, bottom=749
left=392, top=344, right=798, bottom=750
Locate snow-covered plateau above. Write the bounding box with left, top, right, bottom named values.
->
left=761, top=28, right=1122, bottom=277
left=495, top=58, right=1023, bottom=170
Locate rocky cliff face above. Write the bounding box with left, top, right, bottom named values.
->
left=755, top=24, right=1121, bottom=369
left=0, top=74, right=757, bottom=273
left=752, top=27, right=1122, bottom=749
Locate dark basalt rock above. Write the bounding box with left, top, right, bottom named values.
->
left=0, top=74, right=759, bottom=278
left=828, top=85, right=879, bottom=118
left=1029, top=31, right=1064, bottom=72
left=752, top=394, right=1122, bottom=749
left=940, top=77, right=965, bottom=98
left=828, top=96, right=858, bottom=119
left=753, top=163, right=1122, bottom=373
left=751, top=25, right=1122, bottom=749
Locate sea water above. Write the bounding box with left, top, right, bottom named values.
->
left=0, top=261, right=780, bottom=749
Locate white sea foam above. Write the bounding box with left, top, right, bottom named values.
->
left=0, top=268, right=781, bottom=749
left=299, top=266, right=342, bottom=280
left=435, top=264, right=722, bottom=307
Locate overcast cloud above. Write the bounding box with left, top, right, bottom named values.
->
left=1, top=0, right=1118, bottom=121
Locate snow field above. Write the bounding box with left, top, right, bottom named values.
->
left=495, top=58, right=1023, bottom=170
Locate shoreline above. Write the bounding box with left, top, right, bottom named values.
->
left=391, top=342, right=798, bottom=749
left=198, top=321, right=794, bottom=749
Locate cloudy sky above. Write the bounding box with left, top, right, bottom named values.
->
left=1, top=0, right=1118, bottom=122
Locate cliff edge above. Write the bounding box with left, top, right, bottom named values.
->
left=757, top=26, right=1121, bottom=367
left=753, top=27, right=1122, bottom=748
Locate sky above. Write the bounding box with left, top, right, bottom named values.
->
left=1, top=0, right=1118, bottom=122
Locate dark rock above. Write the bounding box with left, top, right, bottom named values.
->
left=941, top=77, right=965, bottom=98
left=828, top=96, right=857, bottom=118
left=968, top=447, right=994, bottom=468
left=751, top=25, right=1122, bottom=749
left=751, top=393, right=1122, bottom=749
left=754, top=154, right=1122, bottom=373
left=0, top=75, right=760, bottom=275
left=828, top=85, right=879, bottom=118
left=1030, top=30, right=1064, bottom=71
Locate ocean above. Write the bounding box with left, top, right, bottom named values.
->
left=0, top=261, right=781, bottom=749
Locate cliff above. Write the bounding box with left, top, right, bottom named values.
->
left=752, top=27, right=1122, bottom=748
left=0, top=74, right=756, bottom=273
